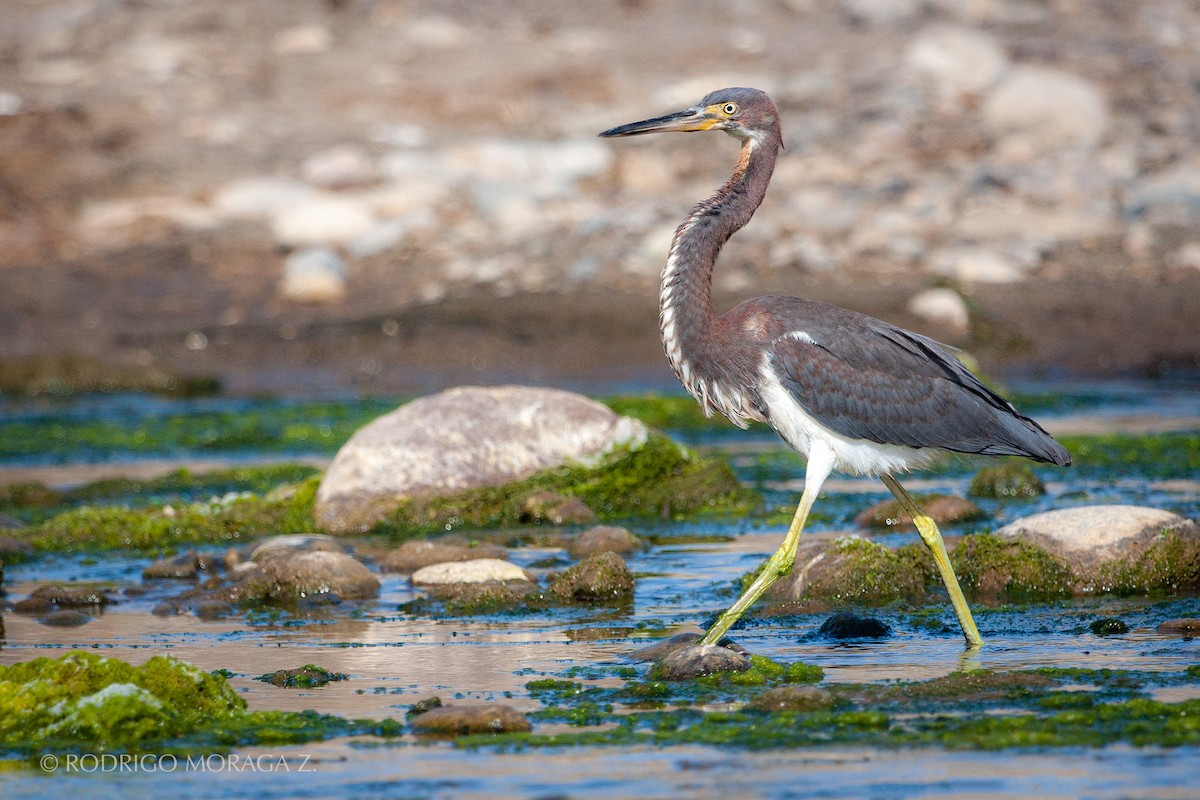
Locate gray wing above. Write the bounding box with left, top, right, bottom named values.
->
left=761, top=299, right=1070, bottom=465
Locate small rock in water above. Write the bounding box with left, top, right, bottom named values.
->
left=378, top=539, right=508, bottom=573
left=301, top=144, right=376, bottom=189
left=629, top=632, right=747, bottom=662
left=143, top=550, right=219, bottom=580
left=748, top=685, right=836, bottom=712
left=650, top=644, right=752, bottom=681
left=994, top=506, right=1196, bottom=571
left=521, top=491, right=596, bottom=525
left=568, top=525, right=645, bottom=558
left=280, top=246, right=347, bottom=303
left=409, top=704, right=531, bottom=735
left=257, top=664, right=348, bottom=688
left=251, top=547, right=381, bottom=601
left=856, top=494, right=985, bottom=530
left=548, top=551, right=634, bottom=603
left=194, top=600, right=232, bottom=620
left=1157, top=618, right=1200, bottom=636
left=411, top=558, right=533, bottom=586
left=37, top=609, right=91, bottom=627
left=17, top=585, right=115, bottom=611
left=407, top=696, right=443, bottom=717
left=1090, top=617, right=1129, bottom=636
left=819, top=613, right=892, bottom=639
left=251, top=534, right=344, bottom=561
left=906, top=287, right=969, bottom=336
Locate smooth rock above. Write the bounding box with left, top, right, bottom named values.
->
left=211, top=177, right=317, bottom=219
left=984, top=66, right=1109, bottom=149
left=411, top=558, right=533, bottom=586
left=905, top=25, right=1008, bottom=103
left=253, top=548, right=380, bottom=600
left=819, top=612, right=891, bottom=639
left=302, top=144, right=376, bottom=189
left=271, top=195, right=376, bottom=247
left=748, top=685, right=837, bottom=712
left=280, top=246, right=347, bottom=303
left=409, top=704, right=531, bottom=735
left=194, top=600, right=232, bottom=620
left=378, top=540, right=508, bottom=573
left=1157, top=618, right=1200, bottom=636
left=38, top=609, right=91, bottom=627
left=24, top=585, right=114, bottom=609
left=548, top=551, right=634, bottom=603
left=839, top=0, right=921, bottom=27
left=856, top=494, right=985, bottom=530
left=629, top=632, right=747, bottom=662
left=994, top=506, right=1192, bottom=569
left=650, top=644, right=752, bottom=681
left=906, top=287, right=969, bottom=335
left=273, top=24, right=332, bottom=55
left=568, top=525, right=645, bottom=558
left=314, top=386, right=648, bottom=534
left=251, top=534, right=344, bottom=562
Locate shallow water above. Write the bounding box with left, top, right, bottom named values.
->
left=1, top=381, right=1198, bottom=798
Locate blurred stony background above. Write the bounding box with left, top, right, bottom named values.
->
left=2, top=0, right=1199, bottom=394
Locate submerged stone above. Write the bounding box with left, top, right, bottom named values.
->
left=629, top=632, right=747, bottom=662
left=748, top=685, right=837, bottom=712
left=14, top=584, right=115, bottom=612
left=377, top=538, right=507, bottom=573
left=1090, top=617, right=1129, bottom=636
left=548, top=551, right=634, bottom=603
left=649, top=644, right=752, bottom=681
left=409, top=703, right=531, bottom=735
left=143, top=549, right=220, bottom=580
left=257, top=665, right=348, bottom=688
left=568, top=525, right=646, bottom=558
left=819, top=612, right=892, bottom=639
left=1158, top=618, right=1200, bottom=636
left=767, top=537, right=936, bottom=611
left=38, top=609, right=91, bottom=627
left=856, top=494, right=986, bottom=530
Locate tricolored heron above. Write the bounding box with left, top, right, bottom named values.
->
left=600, top=88, right=1071, bottom=648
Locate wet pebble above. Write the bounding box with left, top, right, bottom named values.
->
left=194, top=600, right=232, bottom=620
left=855, top=494, right=985, bottom=530
left=409, top=704, right=531, bottom=735
left=548, top=551, right=634, bottom=603
left=567, top=525, right=645, bottom=558
left=1157, top=618, right=1200, bottom=636
left=280, top=246, right=347, bottom=304
left=14, top=584, right=115, bottom=612
left=37, top=609, right=91, bottom=627
left=253, top=549, right=381, bottom=601
left=819, top=612, right=892, bottom=639
left=650, top=644, right=752, bottom=681
left=1090, top=617, right=1129, bottom=636
left=630, top=632, right=747, bottom=662
left=748, top=685, right=836, bottom=713
left=378, top=539, right=507, bottom=573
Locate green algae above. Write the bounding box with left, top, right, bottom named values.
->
left=601, top=395, right=731, bottom=432
left=951, top=534, right=1074, bottom=604
left=256, top=665, right=348, bottom=688
left=967, top=463, right=1046, bottom=499
left=1098, top=529, right=1200, bottom=596
left=1056, top=432, right=1200, bottom=478
left=12, top=475, right=320, bottom=553
left=375, top=434, right=759, bottom=538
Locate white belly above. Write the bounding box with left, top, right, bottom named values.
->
left=758, top=364, right=936, bottom=477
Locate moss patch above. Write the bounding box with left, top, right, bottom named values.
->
left=766, top=537, right=937, bottom=612
left=951, top=534, right=1074, bottom=604
left=1098, top=529, right=1200, bottom=596
left=968, top=464, right=1046, bottom=499
left=257, top=665, right=348, bottom=688
left=375, top=434, right=758, bottom=538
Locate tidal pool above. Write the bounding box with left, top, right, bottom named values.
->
left=0, top=380, right=1198, bottom=798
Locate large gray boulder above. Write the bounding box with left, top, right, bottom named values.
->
left=315, top=386, right=648, bottom=534
left=993, top=505, right=1191, bottom=569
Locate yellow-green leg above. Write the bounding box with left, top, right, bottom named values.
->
left=881, top=473, right=983, bottom=648
left=700, top=448, right=833, bottom=646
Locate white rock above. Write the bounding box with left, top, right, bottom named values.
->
left=929, top=247, right=1025, bottom=283
left=348, top=217, right=410, bottom=258
left=984, top=66, right=1109, bottom=150
left=251, top=534, right=344, bottom=561
left=302, top=145, right=376, bottom=189
left=274, top=24, right=332, bottom=55
left=314, top=386, right=649, bottom=534
left=907, top=288, right=970, bottom=334
left=411, top=558, right=533, bottom=586
left=271, top=195, right=377, bottom=246
left=905, top=25, right=1008, bottom=102
left=280, top=246, right=347, bottom=303
left=212, top=178, right=317, bottom=219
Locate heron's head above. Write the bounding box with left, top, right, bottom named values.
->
left=600, top=87, right=781, bottom=146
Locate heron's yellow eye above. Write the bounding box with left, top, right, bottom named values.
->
left=722, top=103, right=738, bottom=116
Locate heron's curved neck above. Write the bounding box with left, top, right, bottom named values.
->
left=660, top=132, right=780, bottom=368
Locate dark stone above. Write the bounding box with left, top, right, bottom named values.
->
left=1090, top=617, right=1129, bottom=635
left=409, top=703, right=531, bottom=734
left=143, top=549, right=219, bottom=580
left=195, top=600, right=232, bottom=620
left=649, top=644, right=751, bottom=681
left=629, top=632, right=746, bottom=662
left=152, top=602, right=180, bottom=616
left=14, top=585, right=114, bottom=613
left=568, top=525, right=645, bottom=558
left=407, top=696, right=443, bottom=717
left=748, top=685, right=836, bottom=712
left=819, top=612, right=891, bottom=639
left=37, top=609, right=91, bottom=626
left=1157, top=618, right=1200, bottom=636
left=548, top=551, right=633, bottom=603
left=257, top=665, right=348, bottom=687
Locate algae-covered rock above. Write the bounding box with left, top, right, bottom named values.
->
left=409, top=703, right=531, bottom=735
left=314, top=387, right=755, bottom=536
left=856, top=494, right=986, bottom=530
left=0, top=651, right=244, bottom=753
left=629, top=632, right=747, bottom=662
left=994, top=505, right=1200, bottom=595
left=315, top=386, right=649, bottom=534
left=767, top=537, right=936, bottom=611
left=951, top=534, right=1074, bottom=603
left=1090, top=617, right=1129, bottom=635
left=257, top=664, right=348, bottom=687
left=748, top=685, right=837, bottom=712
left=548, top=551, right=634, bottom=603
left=649, top=644, right=752, bottom=681
left=968, top=463, right=1046, bottom=499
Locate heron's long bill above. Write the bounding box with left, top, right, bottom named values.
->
left=599, top=108, right=717, bottom=137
